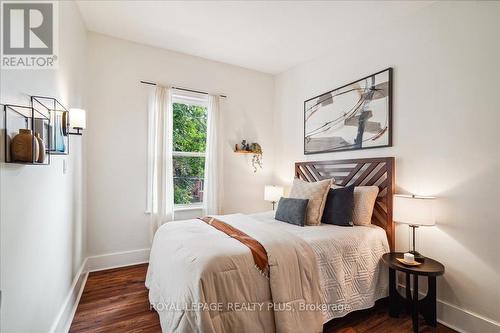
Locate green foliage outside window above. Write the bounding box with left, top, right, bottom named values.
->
left=173, top=102, right=207, bottom=205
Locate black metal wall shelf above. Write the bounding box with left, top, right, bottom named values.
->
left=31, top=96, right=70, bottom=155
left=3, top=103, right=51, bottom=165
left=2, top=96, right=72, bottom=165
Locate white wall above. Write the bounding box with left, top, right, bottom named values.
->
left=0, top=2, right=87, bottom=332
left=85, top=33, right=274, bottom=257
left=273, top=1, right=500, bottom=331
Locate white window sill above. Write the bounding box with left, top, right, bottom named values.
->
left=144, top=205, right=203, bottom=215
left=174, top=205, right=203, bottom=212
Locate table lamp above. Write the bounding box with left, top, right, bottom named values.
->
left=264, top=185, right=284, bottom=210
left=394, top=194, right=436, bottom=262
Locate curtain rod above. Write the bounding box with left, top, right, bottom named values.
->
left=140, top=80, right=227, bottom=98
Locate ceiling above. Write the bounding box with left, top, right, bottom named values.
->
left=77, top=1, right=432, bottom=74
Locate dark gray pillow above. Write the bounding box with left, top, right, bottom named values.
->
left=321, top=185, right=355, bottom=226
left=275, top=197, right=309, bottom=227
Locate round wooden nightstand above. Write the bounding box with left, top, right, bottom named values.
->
left=381, top=252, right=445, bottom=333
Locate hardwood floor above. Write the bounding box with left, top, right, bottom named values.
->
left=70, top=264, right=456, bottom=333
left=70, top=264, right=161, bottom=333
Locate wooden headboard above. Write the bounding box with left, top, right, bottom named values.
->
left=295, top=157, right=395, bottom=251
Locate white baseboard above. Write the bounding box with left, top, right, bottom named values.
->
left=397, top=284, right=500, bottom=333
left=84, top=248, right=150, bottom=272
left=436, top=298, right=500, bottom=333
left=49, top=259, right=88, bottom=333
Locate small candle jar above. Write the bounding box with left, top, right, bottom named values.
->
left=404, top=252, right=415, bottom=263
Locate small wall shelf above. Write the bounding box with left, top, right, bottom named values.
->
left=3, top=104, right=51, bottom=165
left=2, top=96, right=72, bottom=165
left=234, top=142, right=262, bottom=155
left=31, top=96, right=70, bottom=155
left=234, top=149, right=255, bottom=154
left=234, top=141, right=263, bottom=173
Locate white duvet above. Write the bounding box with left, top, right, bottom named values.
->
left=146, top=212, right=389, bottom=333
left=146, top=213, right=323, bottom=333
left=250, top=211, right=389, bottom=322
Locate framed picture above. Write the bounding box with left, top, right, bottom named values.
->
left=304, top=68, right=392, bottom=154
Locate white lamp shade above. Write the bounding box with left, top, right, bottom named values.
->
left=394, top=194, right=436, bottom=226
left=264, top=185, right=284, bottom=202
left=69, top=108, right=86, bottom=129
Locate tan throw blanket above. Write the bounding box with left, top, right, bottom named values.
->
left=199, top=216, right=269, bottom=276
left=146, top=214, right=323, bottom=333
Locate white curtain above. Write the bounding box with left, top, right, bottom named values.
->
left=203, top=95, right=223, bottom=215
left=147, top=85, right=174, bottom=238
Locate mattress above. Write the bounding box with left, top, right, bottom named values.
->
left=248, top=211, right=389, bottom=322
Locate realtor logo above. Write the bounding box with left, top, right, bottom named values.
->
left=1, top=1, right=58, bottom=68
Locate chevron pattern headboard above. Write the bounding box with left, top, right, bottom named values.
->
left=295, top=157, right=395, bottom=251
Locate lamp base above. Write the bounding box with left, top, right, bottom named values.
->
left=409, top=250, right=425, bottom=263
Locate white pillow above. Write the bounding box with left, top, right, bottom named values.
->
left=352, top=186, right=379, bottom=226
left=289, top=178, right=332, bottom=226
left=333, top=185, right=379, bottom=226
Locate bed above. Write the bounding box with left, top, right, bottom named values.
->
left=146, top=157, right=395, bottom=333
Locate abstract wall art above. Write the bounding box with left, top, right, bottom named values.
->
left=304, top=68, right=392, bottom=154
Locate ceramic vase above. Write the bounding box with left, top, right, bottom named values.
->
left=35, top=133, right=45, bottom=163
left=10, top=129, right=39, bottom=162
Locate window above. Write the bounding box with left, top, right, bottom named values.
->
left=172, top=95, right=208, bottom=207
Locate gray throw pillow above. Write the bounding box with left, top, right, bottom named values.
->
left=275, top=197, right=309, bottom=227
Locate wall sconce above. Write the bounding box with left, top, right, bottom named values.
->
left=66, top=108, right=86, bottom=135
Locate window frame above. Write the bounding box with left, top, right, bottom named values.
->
left=172, top=93, right=208, bottom=211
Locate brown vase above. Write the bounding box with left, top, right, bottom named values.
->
left=35, top=133, right=45, bottom=163
left=10, top=129, right=39, bottom=162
